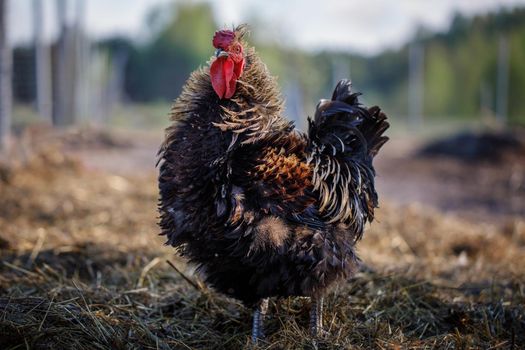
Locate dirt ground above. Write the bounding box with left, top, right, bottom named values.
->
left=0, top=127, right=524, bottom=349
left=54, top=128, right=525, bottom=229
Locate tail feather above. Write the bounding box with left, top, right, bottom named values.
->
left=361, top=106, right=390, bottom=157
left=309, top=79, right=389, bottom=159
left=306, top=80, right=389, bottom=239
left=331, top=79, right=361, bottom=105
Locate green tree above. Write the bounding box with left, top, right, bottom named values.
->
left=126, top=2, right=217, bottom=101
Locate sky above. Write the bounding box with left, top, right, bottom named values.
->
left=9, top=0, right=525, bottom=55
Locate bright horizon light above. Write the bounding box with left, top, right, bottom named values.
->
left=9, top=0, right=525, bottom=55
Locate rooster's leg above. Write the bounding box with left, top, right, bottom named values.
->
left=251, top=298, right=269, bottom=343
left=309, top=296, right=324, bottom=337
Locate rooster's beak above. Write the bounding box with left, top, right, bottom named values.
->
left=215, top=49, right=229, bottom=58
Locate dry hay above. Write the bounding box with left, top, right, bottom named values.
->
left=0, top=147, right=524, bottom=349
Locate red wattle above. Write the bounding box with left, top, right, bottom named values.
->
left=211, top=56, right=236, bottom=99
left=233, top=58, right=244, bottom=81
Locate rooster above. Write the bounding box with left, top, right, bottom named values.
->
left=158, top=25, right=389, bottom=342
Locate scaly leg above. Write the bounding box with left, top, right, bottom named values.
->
left=251, top=298, right=269, bottom=343
left=309, top=296, right=324, bottom=337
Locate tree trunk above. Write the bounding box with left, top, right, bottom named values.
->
left=73, top=0, right=88, bottom=123
left=33, top=0, right=52, bottom=122
left=0, top=0, right=12, bottom=151
left=496, top=34, right=509, bottom=125
left=54, top=0, right=76, bottom=126
left=408, top=42, right=424, bottom=130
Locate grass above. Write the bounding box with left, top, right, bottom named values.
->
left=0, top=132, right=524, bottom=349
left=12, top=103, right=172, bottom=135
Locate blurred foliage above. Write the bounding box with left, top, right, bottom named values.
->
left=99, top=3, right=525, bottom=124
left=125, top=3, right=216, bottom=101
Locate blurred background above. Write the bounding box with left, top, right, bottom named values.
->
left=1, top=0, right=524, bottom=220
left=0, top=1, right=524, bottom=348
left=2, top=0, right=525, bottom=132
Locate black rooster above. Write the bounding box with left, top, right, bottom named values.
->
left=158, top=25, right=389, bottom=342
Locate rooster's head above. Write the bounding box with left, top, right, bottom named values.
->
left=210, top=26, right=247, bottom=99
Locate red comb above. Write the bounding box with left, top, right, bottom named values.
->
left=212, top=30, right=235, bottom=50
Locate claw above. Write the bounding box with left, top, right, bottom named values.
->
left=310, top=296, right=325, bottom=338
left=251, top=298, right=269, bottom=343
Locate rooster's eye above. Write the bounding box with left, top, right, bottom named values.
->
left=232, top=44, right=241, bottom=53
